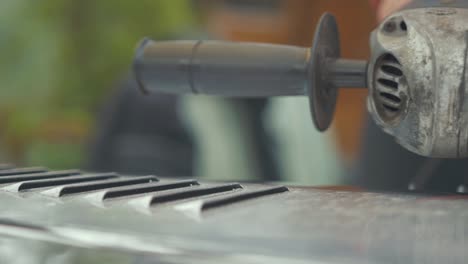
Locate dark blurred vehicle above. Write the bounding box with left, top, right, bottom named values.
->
left=87, top=78, right=194, bottom=177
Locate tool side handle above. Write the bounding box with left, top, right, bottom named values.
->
left=134, top=39, right=309, bottom=97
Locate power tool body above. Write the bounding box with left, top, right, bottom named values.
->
left=134, top=0, right=468, bottom=158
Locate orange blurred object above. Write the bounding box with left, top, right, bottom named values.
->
left=205, top=0, right=376, bottom=163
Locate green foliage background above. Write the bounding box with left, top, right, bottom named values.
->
left=0, top=0, right=195, bottom=168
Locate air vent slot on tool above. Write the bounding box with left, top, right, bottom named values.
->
left=374, top=54, right=406, bottom=122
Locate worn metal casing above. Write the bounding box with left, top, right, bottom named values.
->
left=368, top=7, right=468, bottom=158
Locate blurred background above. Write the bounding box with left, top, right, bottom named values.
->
left=0, top=0, right=376, bottom=185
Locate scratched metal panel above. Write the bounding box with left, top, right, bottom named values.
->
left=0, top=167, right=466, bottom=263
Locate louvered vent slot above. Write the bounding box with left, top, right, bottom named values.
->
left=0, top=170, right=81, bottom=184
left=5, top=173, right=117, bottom=192
left=374, top=54, right=407, bottom=121
left=150, top=183, right=243, bottom=205
left=44, top=175, right=158, bottom=197
left=201, top=186, right=289, bottom=211
left=0, top=167, right=48, bottom=177
left=102, top=179, right=199, bottom=200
